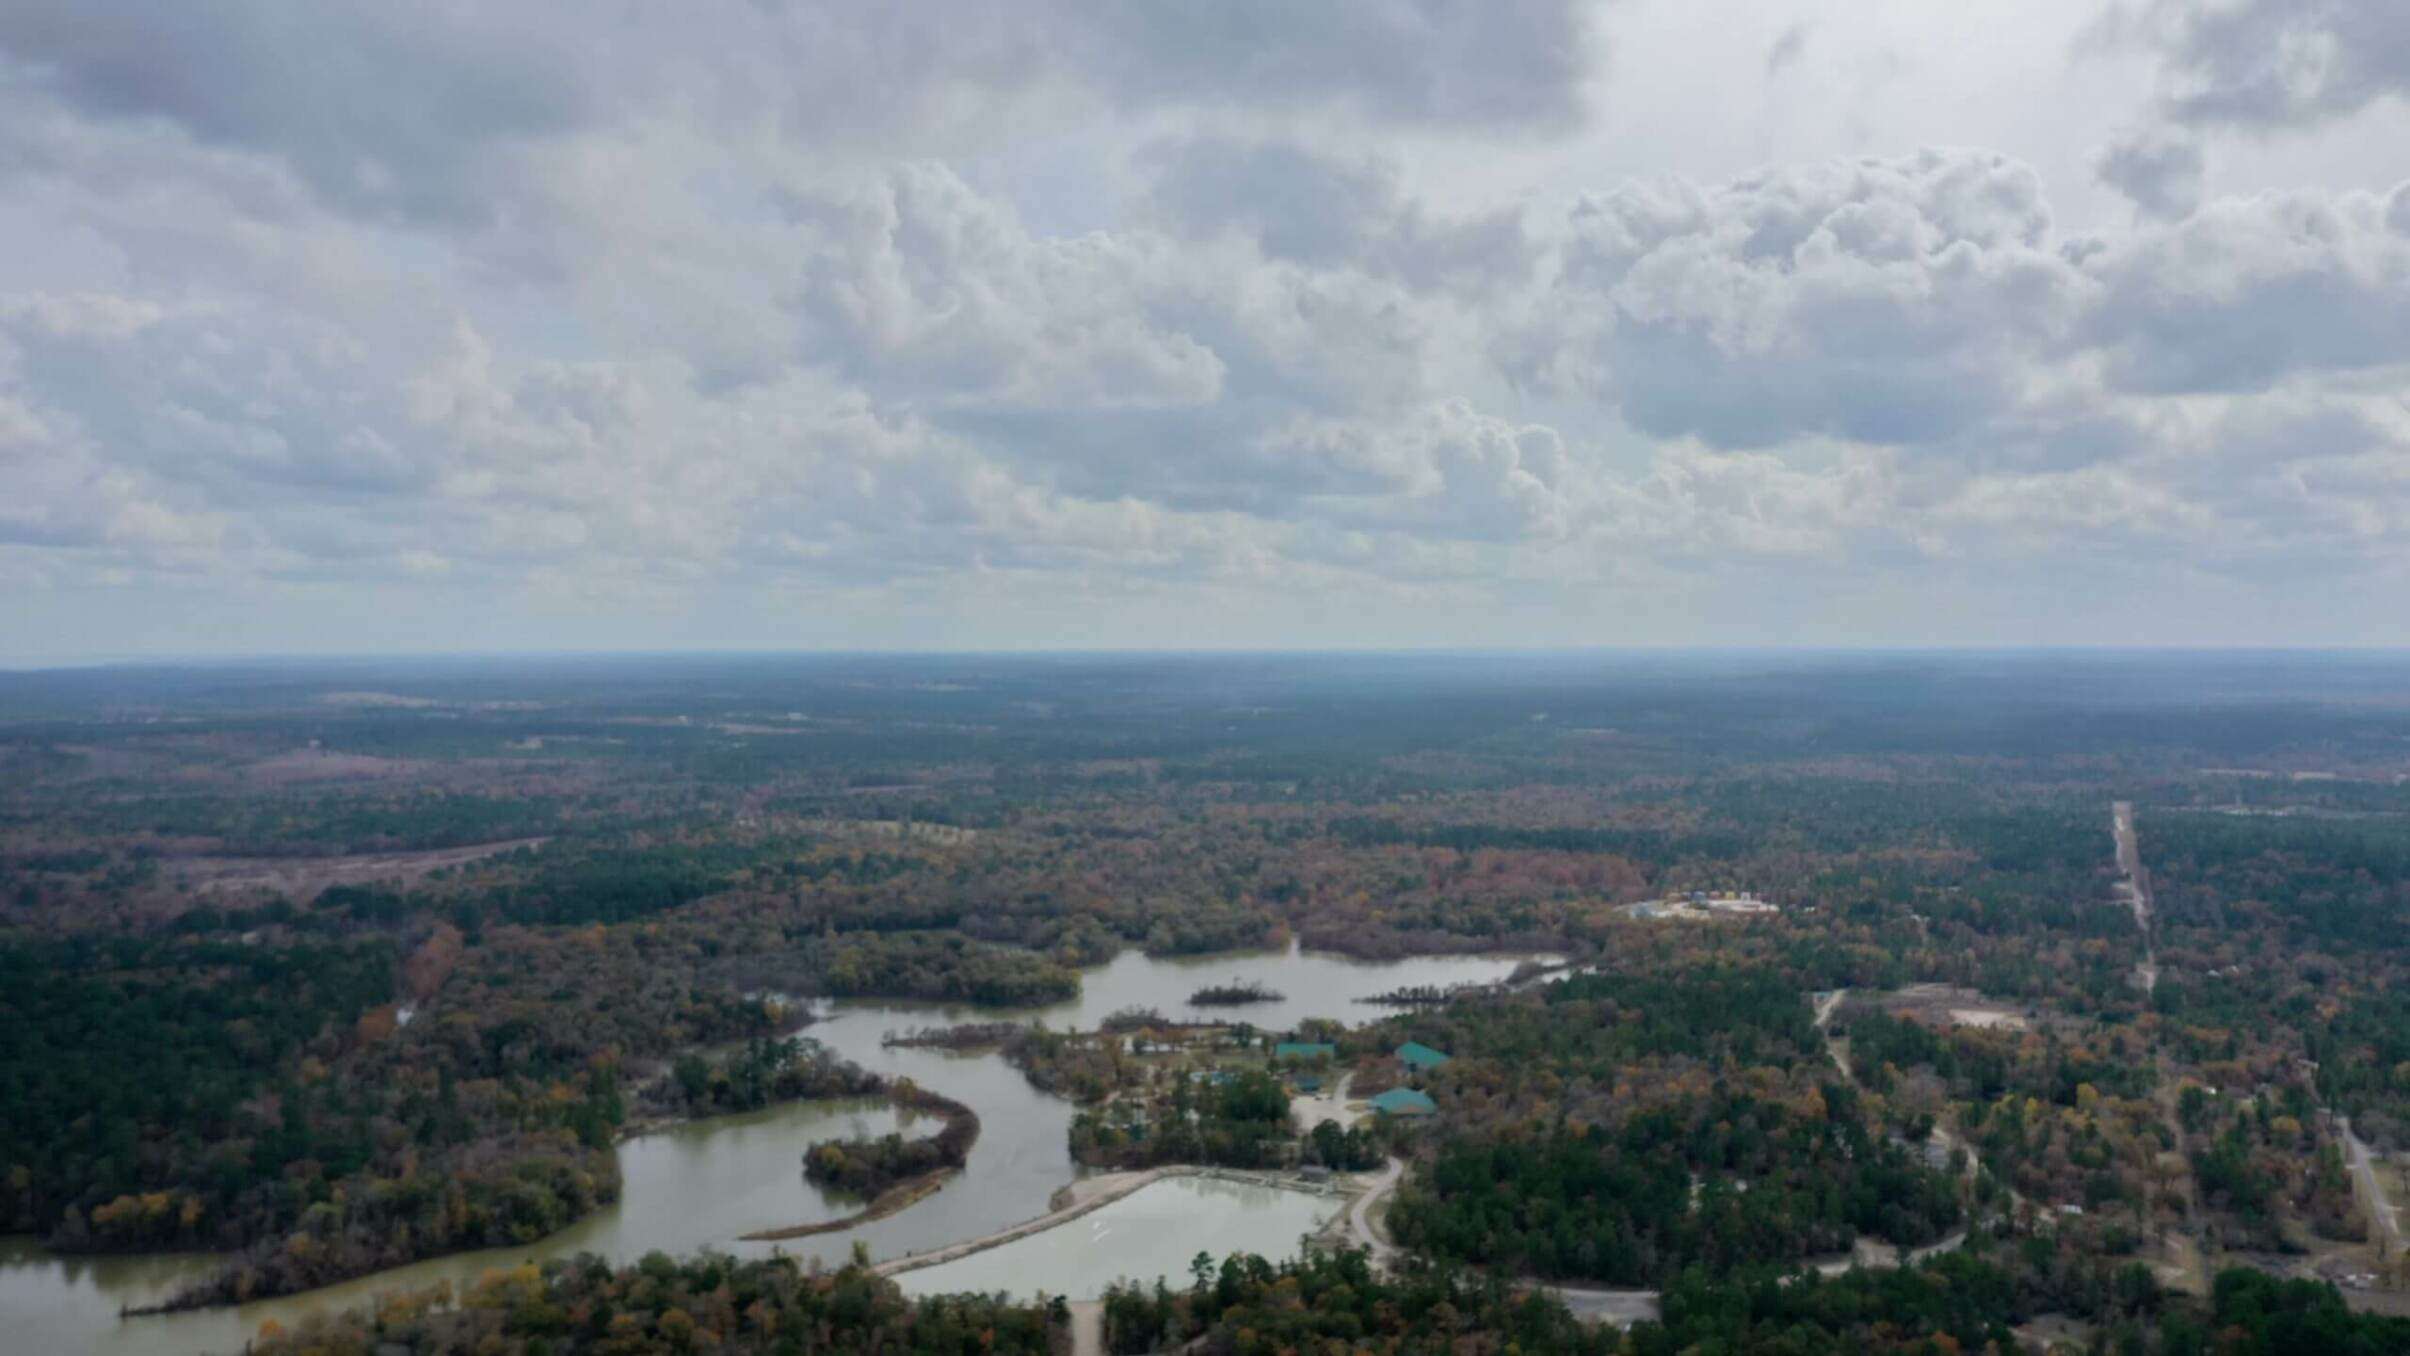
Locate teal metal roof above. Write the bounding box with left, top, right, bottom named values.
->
left=1395, top=1041, right=1451, bottom=1069
left=1369, top=1087, right=1437, bottom=1116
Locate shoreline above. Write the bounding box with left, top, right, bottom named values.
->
left=115, top=1088, right=926, bottom=1320
left=72, top=945, right=1540, bottom=1334
left=740, top=1167, right=959, bottom=1242
left=745, top=1086, right=981, bottom=1240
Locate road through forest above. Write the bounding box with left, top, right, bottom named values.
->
left=2112, top=801, right=2158, bottom=995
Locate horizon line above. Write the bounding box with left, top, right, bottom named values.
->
left=12, top=642, right=2410, bottom=673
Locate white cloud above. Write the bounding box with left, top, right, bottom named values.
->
left=1536, top=150, right=2082, bottom=448
left=5, top=3, right=2410, bottom=654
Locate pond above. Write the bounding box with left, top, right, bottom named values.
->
left=19, top=941, right=1541, bottom=1354
left=892, top=1175, right=1340, bottom=1302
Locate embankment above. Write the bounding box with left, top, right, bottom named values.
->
left=874, top=1164, right=1347, bottom=1280
left=741, top=1084, right=979, bottom=1242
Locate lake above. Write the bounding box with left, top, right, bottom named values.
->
left=13, top=941, right=1539, bottom=1354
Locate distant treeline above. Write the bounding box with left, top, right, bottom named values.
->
left=1330, top=817, right=1734, bottom=860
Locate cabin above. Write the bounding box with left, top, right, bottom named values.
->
left=1369, top=1087, right=1437, bottom=1118
left=1395, top=1041, right=1450, bottom=1072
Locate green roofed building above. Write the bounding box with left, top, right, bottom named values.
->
left=1395, top=1041, right=1450, bottom=1071
left=1369, top=1087, right=1437, bottom=1117
left=1274, top=1041, right=1336, bottom=1063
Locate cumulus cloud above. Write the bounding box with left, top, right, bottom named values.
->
left=1536, top=150, right=2078, bottom=448
left=791, top=164, right=1230, bottom=413
left=1249, top=401, right=1579, bottom=542
left=2082, top=184, right=2410, bottom=392
left=6, top=6, right=2410, bottom=652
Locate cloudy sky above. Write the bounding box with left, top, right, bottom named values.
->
left=6, top=1, right=2410, bottom=660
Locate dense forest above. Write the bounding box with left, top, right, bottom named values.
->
left=235, top=1244, right=2410, bottom=1356
left=1394, top=1093, right=1964, bottom=1285
left=247, top=1252, right=1056, bottom=1355
left=8, top=653, right=2410, bottom=1349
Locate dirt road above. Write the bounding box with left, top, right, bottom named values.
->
left=1342, top=1157, right=1405, bottom=1269
left=1817, top=985, right=2030, bottom=1219
left=2112, top=801, right=2158, bottom=994
left=1815, top=988, right=1852, bottom=1080
left=1341, top=1154, right=1666, bottom=1327
left=2340, top=1115, right=2405, bottom=1254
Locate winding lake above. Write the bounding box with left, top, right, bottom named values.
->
left=10, top=941, right=1540, bottom=1354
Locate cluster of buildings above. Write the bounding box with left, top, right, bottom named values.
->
left=1271, top=1038, right=1449, bottom=1117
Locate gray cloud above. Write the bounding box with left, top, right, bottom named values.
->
left=7, top=4, right=2410, bottom=653
left=2094, top=126, right=2205, bottom=220
left=1765, top=22, right=1810, bottom=77
left=1144, top=138, right=1399, bottom=267
left=1140, top=135, right=1534, bottom=290
left=1, top=0, right=1596, bottom=230
left=1074, top=2, right=1596, bottom=130
left=0, top=3, right=582, bottom=221
left=2117, top=0, right=2410, bottom=129
left=2082, top=184, right=2410, bottom=393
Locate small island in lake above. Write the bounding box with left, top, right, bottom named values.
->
left=1189, top=979, right=1284, bottom=1006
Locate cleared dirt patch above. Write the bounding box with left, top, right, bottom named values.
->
left=240, top=748, right=419, bottom=786
left=1877, top=982, right=2034, bottom=1031
left=315, top=691, right=439, bottom=708
left=1947, top=1007, right=2029, bottom=1030
left=176, top=837, right=548, bottom=903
